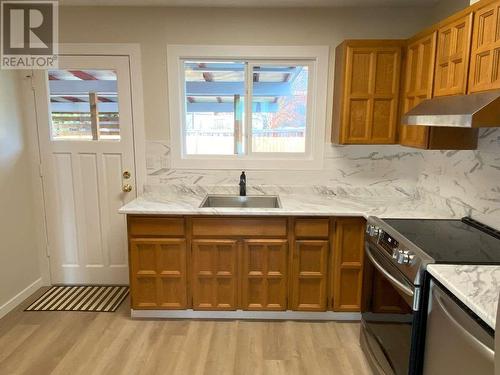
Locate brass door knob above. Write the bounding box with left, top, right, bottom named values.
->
left=122, top=184, right=132, bottom=193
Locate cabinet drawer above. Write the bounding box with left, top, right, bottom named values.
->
left=295, top=219, right=329, bottom=238
left=128, top=216, right=185, bottom=237
left=192, top=217, right=287, bottom=237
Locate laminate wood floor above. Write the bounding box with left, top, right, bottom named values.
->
left=0, top=288, right=372, bottom=375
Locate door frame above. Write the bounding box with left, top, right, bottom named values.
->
left=31, top=43, right=146, bottom=285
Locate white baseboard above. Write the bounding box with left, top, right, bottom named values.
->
left=131, top=309, right=361, bottom=321
left=0, top=278, right=43, bottom=319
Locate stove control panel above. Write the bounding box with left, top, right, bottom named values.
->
left=366, top=224, right=416, bottom=265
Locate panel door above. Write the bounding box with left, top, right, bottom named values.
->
left=400, top=32, right=437, bottom=148
left=33, top=55, right=137, bottom=284
left=433, top=13, right=473, bottom=96
left=332, top=217, right=365, bottom=312
left=241, top=239, right=288, bottom=311
left=291, top=240, right=329, bottom=311
left=469, top=0, right=500, bottom=92
left=343, top=46, right=401, bottom=144
left=129, top=238, right=187, bottom=309
left=192, top=239, right=238, bottom=310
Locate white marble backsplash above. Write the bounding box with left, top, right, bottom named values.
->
left=144, top=128, right=500, bottom=227
left=418, top=128, right=500, bottom=229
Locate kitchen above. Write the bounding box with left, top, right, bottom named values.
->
left=0, top=0, right=499, bottom=374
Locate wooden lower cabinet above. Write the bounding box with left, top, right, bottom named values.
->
left=191, top=239, right=238, bottom=310
left=332, top=218, right=366, bottom=312
left=129, top=238, right=187, bottom=309
left=128, top=215, right=367, bottom=314
left=291, top=240, right=329, bottom=311
left=241, top=239, right=288, bottom=311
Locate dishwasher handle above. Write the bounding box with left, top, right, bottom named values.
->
left=434, top=287, right=494, bottom=362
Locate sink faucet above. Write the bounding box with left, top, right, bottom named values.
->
left=239, top=171, right=246, bottom=196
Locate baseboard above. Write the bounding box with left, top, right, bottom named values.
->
left=131, top=309, right=361, bottom=321
left=0, top=278, right=43, bottom=319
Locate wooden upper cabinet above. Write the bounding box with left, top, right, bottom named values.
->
left=192, top=239, right=238, bottom=310
left=291, top=240, right=329, bottom=311
left=332, top=40, right=403, bottom=145
left=129, top=238, right=187, bottom=310
left=400, top=32, right=437, bottom=148
left=241, top=240, right=288, bottom=311
left=332, top=218, right=365, bottom=312
left=433, top=13, right=473, bottom=96
left=469, top=0, right=500, bottom=92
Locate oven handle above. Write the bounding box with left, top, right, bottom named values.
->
left=365, top=244, right=414, bottom=298
left=433, top=286, right=494, bottom=361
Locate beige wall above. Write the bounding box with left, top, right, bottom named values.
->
left=0, top=71, right=41, bottom=315
left=59, top=6, right=437, bottom=140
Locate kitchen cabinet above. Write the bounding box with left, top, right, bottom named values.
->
left=400, top=32, right=437, bottom=148
left=241, top=239, right=288, bottom=311
left=291, top=240, right=329, bottom=311
left=127, top=215, right=366, bottom=314
left=129, top=238, right=187, bottom=309
left=400, top=31, right=479, bottom=150
left=468, top=0, right=500, bottom=93
left=332, top=40, right=403, bottom=145
left=192, top=239, right=238, bottom=310
left=332, top=217, right=365, bottom=312
left=433, top=13, right=473, bottom=97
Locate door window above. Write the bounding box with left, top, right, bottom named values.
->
left=48, top=69, right=120, bottom=141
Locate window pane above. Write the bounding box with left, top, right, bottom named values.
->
left=48, top=69, right=120, bottom=141
left=184, top=61, right=245, bottom=155
left=251, top=65, right=308, bottom=153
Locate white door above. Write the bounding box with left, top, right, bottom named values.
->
left=33, top=55, right=137, bottom=284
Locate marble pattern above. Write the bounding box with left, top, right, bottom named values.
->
left=144, top=128, right=500, bottom=228
left=119, top=183, right=467, bottom=219
left=427, top=264, right=500, bottom=330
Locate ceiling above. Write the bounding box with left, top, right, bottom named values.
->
left=59, top=0, right=438, bottom=7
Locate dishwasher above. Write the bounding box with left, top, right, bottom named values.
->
left=423, top=280, right=495, bottom=375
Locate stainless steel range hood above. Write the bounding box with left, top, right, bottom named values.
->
left=401, top=90, right=500, bottom=128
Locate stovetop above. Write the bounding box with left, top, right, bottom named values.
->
left=382, top=218, right=500, bottom=265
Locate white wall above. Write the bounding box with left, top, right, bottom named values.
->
left=0, top=71, right=43, bottom=318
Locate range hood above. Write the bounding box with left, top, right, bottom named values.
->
left=402, top=90, right=500, bottom=128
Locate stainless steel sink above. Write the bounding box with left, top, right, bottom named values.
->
left=199, top=195, right=281, bottom=208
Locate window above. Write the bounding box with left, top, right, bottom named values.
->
left=48, top=69, right=121, bottom=141
left=167, top=46, right=329, bottom=169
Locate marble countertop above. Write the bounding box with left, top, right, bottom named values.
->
left=119, top=184, right=467, bottom=219
left=427, top=265, right=500, bottom=330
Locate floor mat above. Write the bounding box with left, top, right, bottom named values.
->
left=25, top=285, right=129, bottom=312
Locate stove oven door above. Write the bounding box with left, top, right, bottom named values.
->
left=361, top=242, right=416, bottom=375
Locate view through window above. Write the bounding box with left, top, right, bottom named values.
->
left=48, top=69, right=120, bottom=141
left=183, top=60, right=310, bottom=156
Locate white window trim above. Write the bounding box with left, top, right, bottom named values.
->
left=166, top=45, right=329, bottom=170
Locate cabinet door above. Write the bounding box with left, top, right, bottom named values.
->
left=192, top=239, right=238, bottom=310
left=291, top=240, right=329, bottom=311
left=241, top=239, right=288, bottom=311
left=434, top=13, right=473, bottom=96
left=400, top=32, right=437, bottom=148
left=332, top=218, right=365, bottom=312
left=342, top=45, right=401, bottom=144
left=469, top=0, right=500, bottom=92
left=129, top=238, right=187, bottom=309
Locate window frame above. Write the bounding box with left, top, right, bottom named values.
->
left=167, top=45, right=329, bottom=170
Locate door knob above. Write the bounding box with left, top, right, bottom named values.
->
left=122, top=184, right=132, bottom=193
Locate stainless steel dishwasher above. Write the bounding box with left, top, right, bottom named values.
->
left=423, top=280, right=495, bottom=375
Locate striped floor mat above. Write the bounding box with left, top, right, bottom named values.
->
left=25, top=285, right=129, bottom=312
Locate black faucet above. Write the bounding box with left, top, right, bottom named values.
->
left=239, top=171, right=246, bottom=196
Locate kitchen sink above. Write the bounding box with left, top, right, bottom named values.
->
left=199, top=195, right=282, bottom=208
